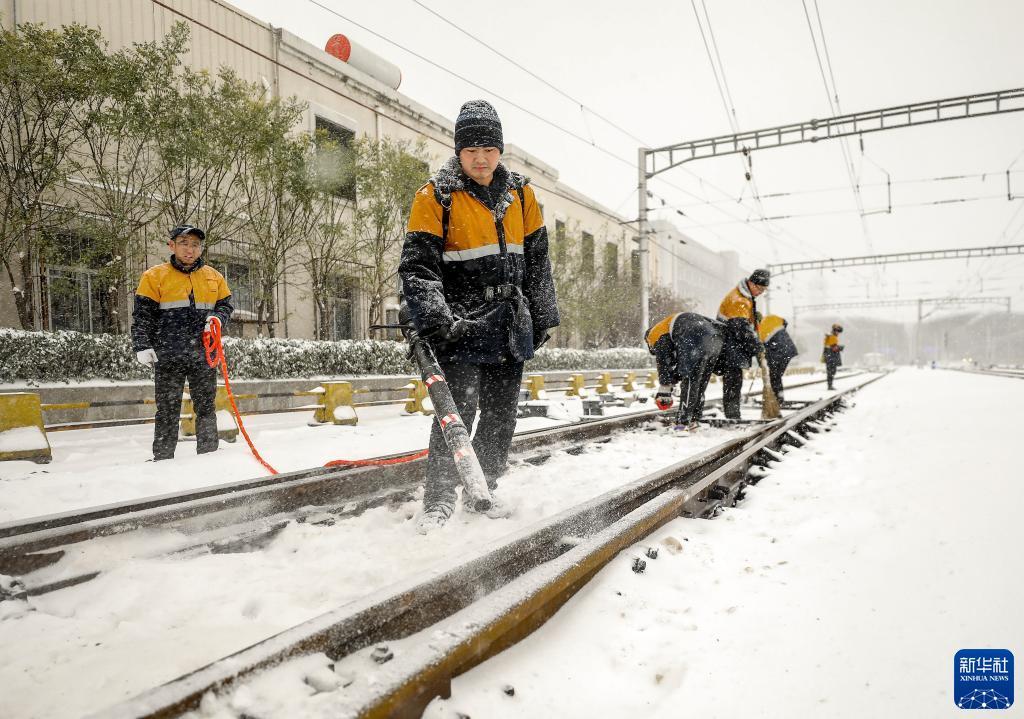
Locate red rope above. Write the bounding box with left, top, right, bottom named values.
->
left=204, top=320, right=279, bottom=475
left=324, top=449, right=429, bottom=468
left=203, top=320, right=430, bottom=474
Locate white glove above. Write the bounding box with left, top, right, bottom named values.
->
left=136, top=348, right=158, bottom=366
left=204, top=315, right=221, bottom=333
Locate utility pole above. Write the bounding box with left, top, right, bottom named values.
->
left=637, top=147, right=650, bottom=331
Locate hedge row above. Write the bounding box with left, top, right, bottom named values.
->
left=0, top=329, right=652, bottom=383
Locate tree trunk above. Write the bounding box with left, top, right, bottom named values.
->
left=16, top=246, right=36, bottom=330
left=265, top=291, right=276, bottom=338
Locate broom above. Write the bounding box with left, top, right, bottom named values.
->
left=757, top=352, right=782, bottom=419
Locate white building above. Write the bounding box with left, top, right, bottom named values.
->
left=648, top=219, right=743, bottom=317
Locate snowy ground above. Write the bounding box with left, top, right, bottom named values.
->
left=0, top=372, right=860, bottom=719
left=0, top=370, right=844, bottom=524
left=420, top=368, right=1024, bottom=718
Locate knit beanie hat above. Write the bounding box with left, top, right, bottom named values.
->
left=454, top=100, right=504, bottom=154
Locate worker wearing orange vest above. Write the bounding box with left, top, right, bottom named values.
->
left=758, top=313, right=799, bottom=403
left=715, top=269, right=769, bottom=419
left=400, top=100, right=559, bottom=533
left=823, top=323, right=844, bottom=389
left=644, top=312, right=723, bottom=426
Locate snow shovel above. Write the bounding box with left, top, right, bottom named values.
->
left=757, top=353, right=782, bottom=419
left=370, top=309, right=493, bottom=512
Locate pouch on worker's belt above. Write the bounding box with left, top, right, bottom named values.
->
left=506, top=287, right=533, bottom=361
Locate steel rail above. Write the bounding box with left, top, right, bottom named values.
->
left=0, top=372, right=859, bottom=552
left=89, top=373, right=883, bottom=719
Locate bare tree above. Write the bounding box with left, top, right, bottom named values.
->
left=67, top=24, right=189, bottom=333
left=0, top=22, right=102, bottom=329
left=153, top=68, right=256, bottom=250
left=235, top=95, right=313, bottom=336
left=350, top=136, right=430, bottom=336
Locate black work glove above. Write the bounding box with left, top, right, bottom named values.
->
left=421, top=317, right=472, bottom=344
left=837, top=345, right=845, bottom=352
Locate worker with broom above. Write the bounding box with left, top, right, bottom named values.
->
left=715, top=269, right=780, bottom=419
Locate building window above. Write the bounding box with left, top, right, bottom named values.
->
left=215, top=259, right=255, bottom=318
left=603, top=243, right=619, bottom=280
left=314, top=116, right=357, bottom=201
left=554, top=220, right=567, bottom=265
left=631, top=249, right=641, bottom=286
left=42, top=231, right=117, bottom=334
left=45, top=266, right=111, bottom=334
left=328, top=275, right=355, bottom=340
left=581, top=231, right=594, bottom=276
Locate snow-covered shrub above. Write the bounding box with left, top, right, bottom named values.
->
left=0, top=329, right=652, bottom=383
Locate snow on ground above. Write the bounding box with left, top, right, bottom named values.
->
left=418, top=368, right=1024, bottom=718
left=0, top=372, right=857, bottom=719
left=0, top=370, right=845, bottom=523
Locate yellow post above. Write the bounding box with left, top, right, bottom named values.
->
left=647, top=371, right=658, bottom=389
left=565, top=373, right=587, bottom=397
left=524, top=374, right=546, bottom=400
left=403, top=379, right=435, bottom=415
left=0, top=392, right=51, bottom=463
left=314, top=381, right=359, bottom=426
left=181, top=387, right=239, bottom=442
left=596, top=372, right=613, bottom=394
left=622, top=372, right=637, bottom=392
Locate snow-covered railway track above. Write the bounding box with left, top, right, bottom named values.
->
left=0, top=373, right=859, bottom=601
left=89, top=374, right=883, bottom=719
left=951, top=367, right=1024, bottom=380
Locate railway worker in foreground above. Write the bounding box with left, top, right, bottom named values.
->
left=715, top=269, right=769, bottom=419
left=400, top=99, right=560, bottom=534
left=645, top=312, right=723, bottom=428
left=757, top=313, right=799, bottom=404
left=132, top=225, right=233, bottom=461
left=823, top=323, right=844, bottom=389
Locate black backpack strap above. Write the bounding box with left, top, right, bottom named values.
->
left=434, top=186, right=452, bottom=243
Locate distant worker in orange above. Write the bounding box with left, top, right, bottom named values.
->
left=823, top=323, right=844, bottom=390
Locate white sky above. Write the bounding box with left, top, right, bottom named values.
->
left=230, top=0, right=1024, bottom=321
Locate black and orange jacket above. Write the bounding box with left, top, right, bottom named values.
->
left=645, top=312, right=724, bottom=386
left=131, top=255, right=233, bottom=361
left=399, top=157, right=559, bottom=363
left=823, top=332, right=843, bottom=364
left=716, top=280, right=762, bottom=368
left=645, top=313, right=682, bottom=386
left=759, top=315, right=798, bottom=365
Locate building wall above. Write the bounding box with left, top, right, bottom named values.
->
left=2, top=0, right=652, bottom=343
left=648, top=220, right=743, bottom=317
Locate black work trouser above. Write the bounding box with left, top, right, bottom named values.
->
left=825, top=359, right=839, bottom=388
left=153, top=356, right=219, bottom=460
left=424, top=358, right=524, bottom=507
left=768, top=356, right=792, bottom=399
left=720, top=365, right=745, bottom=419
left=678, top=358, right=717, bottom=424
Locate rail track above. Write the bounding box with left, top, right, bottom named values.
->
left=949, top=366, right=1024, bottom=380
left=78, top=372, right=883, bottom=719
left=0, top=371, right=862, bottom=600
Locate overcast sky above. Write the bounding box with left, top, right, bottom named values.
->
left=231, top=0, right=1024, bottom=322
